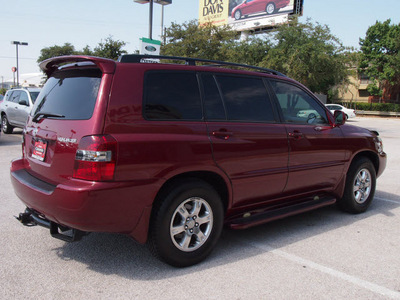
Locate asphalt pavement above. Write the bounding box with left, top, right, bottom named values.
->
left=0, top=118, right=399, bottom=299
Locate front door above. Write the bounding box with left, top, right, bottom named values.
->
left=269, top=80, right=346, bottom=195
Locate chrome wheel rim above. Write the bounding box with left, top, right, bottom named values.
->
left=235, top=11, right=241, bottom=20
left=170, top=197, right=213, bottom=252
left=266, top=4, right=274, bottom=14
left=353, top=168, right=372, bottom=204
left=2, top=117, right=7, bottom=132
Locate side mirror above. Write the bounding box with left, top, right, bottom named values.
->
left=334, top=110, right=346, bottom=125
left=19, top=99, right=28, bottom=106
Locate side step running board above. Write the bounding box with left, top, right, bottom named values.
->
left=228, top=197, right=336, bottom=230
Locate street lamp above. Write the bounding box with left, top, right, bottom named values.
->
left=11, top=41, right=28, bottom=87
left=133, top=0, right=172, bottom=40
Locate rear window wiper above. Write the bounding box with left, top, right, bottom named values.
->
left=32, top=112, right=65, bottom=122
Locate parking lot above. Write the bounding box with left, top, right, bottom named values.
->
left=1, top=117, right=399, bottom=299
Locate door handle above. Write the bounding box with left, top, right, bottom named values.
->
left=288, top=130, right=303, bottom=140
left=212, top=130, right=233, bottom=140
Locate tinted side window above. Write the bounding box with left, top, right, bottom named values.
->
left=31, top=69, right=102, bottom=120
left=19, top=91, right=29, bottom=105
left=29, top=92, right=40, bottom=104
left=144, top=72, right=202, bottom=120
left=201, top=74, right=226, bottom=121
left=270, top=80, right=328, bottom=125
left=215, top=75, right=275, bottom=122
left=10, top=91, right=21, bottom=103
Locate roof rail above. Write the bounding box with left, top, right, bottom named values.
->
left=118, top=54, right=286, bottom=77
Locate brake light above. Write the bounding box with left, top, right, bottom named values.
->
left=73, top=135, right=117, bottom=181
left=22, top=130, right=26, bottom=159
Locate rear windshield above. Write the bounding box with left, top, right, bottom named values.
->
left=31, top=68, right=102, bottom=120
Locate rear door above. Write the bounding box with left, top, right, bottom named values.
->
left=201, top=73, right=289, bottom=208
left=14, top=90, right=31, bottom=127
left=24, top=65, right=112, bottom=185
left=6, top=90, right=21, bottom=124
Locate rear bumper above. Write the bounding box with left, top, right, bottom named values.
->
left=11, top=158, right=160, bottom=243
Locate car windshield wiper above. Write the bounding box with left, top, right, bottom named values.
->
left=32, top=112, right=65, bottom=122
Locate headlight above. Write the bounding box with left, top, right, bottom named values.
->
left=374, top=136, right=384, bottom=154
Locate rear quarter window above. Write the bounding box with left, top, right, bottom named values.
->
left=31, top=68, right=102, bottom=120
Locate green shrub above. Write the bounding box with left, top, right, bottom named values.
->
left=338, top=102, right=400, bottom=112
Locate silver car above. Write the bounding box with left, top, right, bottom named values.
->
left=1, top=87, right=41, bottom=134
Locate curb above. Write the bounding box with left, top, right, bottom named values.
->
left=356, top=110, right=400, bottom=117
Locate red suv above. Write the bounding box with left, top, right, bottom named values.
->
left=12, top=55, right=386, bottom=267
left=231, top=0, right=290, bottom=20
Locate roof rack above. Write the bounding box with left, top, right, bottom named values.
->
left=118, top=54, right=286, bottom=77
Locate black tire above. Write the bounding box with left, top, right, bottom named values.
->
left=337, top=157, right=376, bottom=213
left=2, top=114, right=14, bottom=134
left=148, top=179, right=224, bottom=267
left=234, top=9, right=242, bottom=20
left=266, top=2, right=276, bottom=14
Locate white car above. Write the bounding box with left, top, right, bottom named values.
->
left=1, top=87, right=41, bottom=133
left=325, top=104, right=356, bottom=119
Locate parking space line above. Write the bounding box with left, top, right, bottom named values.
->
left=376, top=197, right=400, bottom=204
left=249, top=241, right=400, bottom=299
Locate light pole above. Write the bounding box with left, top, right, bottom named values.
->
left=133, top=0, right=172, bottom=40
left=11, top=41, right=28, bottom=87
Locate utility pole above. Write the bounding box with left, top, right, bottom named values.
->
left=11, top=41, right=28, bottom=87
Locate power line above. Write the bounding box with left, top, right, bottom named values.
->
left=0, top=56, right=37, bottom=60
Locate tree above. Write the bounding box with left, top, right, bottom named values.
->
left=225, top=37, right=271, bottom=66
left=162, top=20, right=238, bottom=61
left=259, top=17, right=351, bottom=95
left=37, top=43, right=76, bottom=63
left=37, top=36, right=127, bottom=62
left=359, top=19, right=400, bottom=100
left=91, top=36, right=127, bottom=60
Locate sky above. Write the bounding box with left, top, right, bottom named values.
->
left=1, top=0, right=400, bottom=83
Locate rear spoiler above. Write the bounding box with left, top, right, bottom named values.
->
left=39, top=55, right=116, bottom=76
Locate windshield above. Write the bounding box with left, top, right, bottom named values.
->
left=31, top=68, right=102, bottom=120
left=29, top=92, right=40, bottom=104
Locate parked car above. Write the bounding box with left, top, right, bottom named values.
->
left=325, top=104, right=356, bottom=119
left=1, top=87, right=41, bottom=134
left=12, top=55, right=386, bottom=267
left=231, top=0, right=290, bottom=20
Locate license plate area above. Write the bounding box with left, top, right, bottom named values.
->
left=32, top=140, right=47, bottom=162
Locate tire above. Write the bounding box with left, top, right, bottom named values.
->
left=148, top=179, right=224, bottom=267
left=234, top=9, right=242, bottom=20
left=266, top=2, right=276, bottom=14
left=2, top=114, right=14, bottom=134
left=338, top=157, right=376, bottom=213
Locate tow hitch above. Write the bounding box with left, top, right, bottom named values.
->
left=16, top=208, right=86, bottom=242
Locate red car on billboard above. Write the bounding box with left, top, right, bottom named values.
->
left=232, top=0, right=290, bottom=20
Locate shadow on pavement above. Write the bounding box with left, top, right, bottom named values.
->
left=51, top=190, right=400, bottom=279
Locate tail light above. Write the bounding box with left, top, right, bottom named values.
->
left=73, top=135, right=117, bottom=181
left=22, top=130, right=26, bottom=159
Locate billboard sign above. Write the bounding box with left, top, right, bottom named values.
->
left=199, top=0, right=302, bottom=31
left=199, top=0, right=229, bottom=26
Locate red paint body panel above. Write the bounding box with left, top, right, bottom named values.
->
left=231, top=0, right=290, bottom=18
left=10, top=55, right=387, bottom=245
